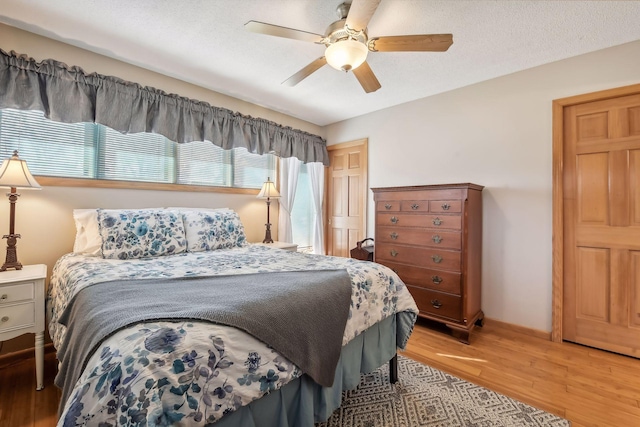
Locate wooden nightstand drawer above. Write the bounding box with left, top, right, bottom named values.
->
left=0, top=301, right=36, bottom=331
left=0, top=281, right=35, bottom=304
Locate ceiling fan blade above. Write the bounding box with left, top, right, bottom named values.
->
left=345, top=0, right=382, bottom=32
left=369, top=34, right=453, bottom=52
left=353, top=61, right=381, bottom=93
left=245, top=21, right=323, bottom=43
left=282, top=57, right=327, bottom=86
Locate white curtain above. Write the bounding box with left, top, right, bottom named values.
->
left=308, top=162, right=325, bottom=254
left=277, top=157, right=301, bottom=243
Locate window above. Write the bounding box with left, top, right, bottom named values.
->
left=0, top=108, right=276, bottom=189
left=290, top=163, right=314, bottom=252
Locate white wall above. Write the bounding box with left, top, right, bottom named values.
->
left=325, top=40, right=640, bottom=333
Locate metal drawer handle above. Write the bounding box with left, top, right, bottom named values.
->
left=0, top=294, right=7, bottom=301
left=385, top=203, right=392, bottom=210
left=390, top=232, right=398, bottom=240
left=1, top=316, right=8, bottom=322
left=411, top=203, right=419, bottom=210
left=432, top=275, right=443, bottom=284
left=432, top=217, right=442, bottom=226
left=390, top=249, right=398, bottom=257
left=431, top=255, right=443, bottom=263
left=431, top=299, right=442, bottom=309
left=432, top=235, right=442, bottom=244
left=441, top=203, right=451, bottom=210
left=390, top=216, right=399, bottom=224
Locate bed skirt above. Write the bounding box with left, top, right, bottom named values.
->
left=216, top=313, right=400, bottom=426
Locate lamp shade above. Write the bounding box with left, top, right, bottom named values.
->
left=0, top=151, right=41, bottom=189
left=257, top=177, right=280, bottom=199
left=325, top=39, right=368, bottom=72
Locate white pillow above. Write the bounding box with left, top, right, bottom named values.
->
left=72, top=209, right=102, bottom=256
left=166, top=207, right=232, bottom=212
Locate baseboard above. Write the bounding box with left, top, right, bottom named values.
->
left=484, top=317, right=551, bottom=341
left=0, top=342, right=55, bottom=369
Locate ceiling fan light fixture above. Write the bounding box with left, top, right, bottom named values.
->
left=325, top=39, right=368, bottom=72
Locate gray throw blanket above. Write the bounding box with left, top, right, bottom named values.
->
left=55, top=269, right=352, bottom=411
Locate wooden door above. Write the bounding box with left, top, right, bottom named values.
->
left=326, top=139, right=368, bottom=257
left=562, top=92, right=640, bottom=357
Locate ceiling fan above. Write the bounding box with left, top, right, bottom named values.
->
left=245, top=0, right=453, bottom=93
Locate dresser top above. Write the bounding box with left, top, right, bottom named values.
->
left=371, top=183, right=484, bottom=193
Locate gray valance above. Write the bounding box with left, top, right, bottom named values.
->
left=0, top=49, right=329, bottom=165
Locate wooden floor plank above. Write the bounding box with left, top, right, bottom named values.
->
left=1, top=318, right=640, bottom=426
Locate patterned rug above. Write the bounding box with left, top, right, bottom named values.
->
left=317, top=355, right=570, bottom=427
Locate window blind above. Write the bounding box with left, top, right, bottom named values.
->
left=0, top=109, right=95, bottom=178
left=0, top=108, right=276, bottom=190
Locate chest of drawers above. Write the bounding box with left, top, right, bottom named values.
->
left=372, top=183, right=483, bottom=344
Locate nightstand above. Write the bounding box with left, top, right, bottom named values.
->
left=256, top=241, right=298, bottom=252
left=0, top=264, right=47, bottom=390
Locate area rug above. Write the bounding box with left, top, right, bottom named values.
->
left=317, top=355, right=570, bottom=427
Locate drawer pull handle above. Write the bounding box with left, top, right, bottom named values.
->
left=432, top=217, right=442, bottom=226
left=390, top=249, right=398, bottom=257
left=411, top=203, right=420, bottom=210
left=432, top=235, right=442, bottom=244
left=431, top=299, right=442, bottom=309
left=385, top=203, right=392, bottom=210
left=390, top=232, right=398, bottom=240
left=432, top=275, right=443, bottom=284
left=1, top=316, right=8, bottom=322
left=390, top=216, right=399, bottom=224
left=0, top=294, right=7, bottom=301
left=441, top=203, right=451, bottom=210
left=431, top=255, right=443, bottom=263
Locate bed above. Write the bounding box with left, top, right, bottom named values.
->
left=48, top=208, right=418, bottom=426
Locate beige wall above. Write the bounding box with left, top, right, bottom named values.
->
left=0, top=23, right=321, bottom=354
left=325, top=39, right=640, bottom=333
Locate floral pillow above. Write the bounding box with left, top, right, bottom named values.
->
left=97, top=209, right=187, bottom=260
left=182, top=210, right=248, bottom=252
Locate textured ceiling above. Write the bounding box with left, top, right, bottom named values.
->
left=1, top=1, right=640, bottom=126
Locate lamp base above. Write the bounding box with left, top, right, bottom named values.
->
left=263, top=223, right=274, bottom=244
left=1, top=233, right=22, bottom=271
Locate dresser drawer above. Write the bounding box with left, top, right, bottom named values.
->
left=380, top=261, right=461, bottom=295
left=407, top=285, right=462, bottom=321
left=377, top=214, right=461, bottom=230
left=400, top=200, right=430, bottom=212
left=377, top=227, right=461, bottom=250
left=0, top=301, right=35, bottom=332
left=376, top=243, right=461, bottom=271
left=430, top=200, right=462, bottom=213
left=376, top=201, right=400, bottom=212
left=0, top=281, right=35, bottom=304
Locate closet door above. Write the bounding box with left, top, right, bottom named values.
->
left=563, top=93, right=640, bottom=357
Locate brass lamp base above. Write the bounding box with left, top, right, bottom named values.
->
left=263, top=224, right=274, bottom=244
left=1, top=233, right=22, bottom=271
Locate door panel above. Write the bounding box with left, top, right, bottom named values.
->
left=326, top=140, right=368, bottom=257
left=563, top=93, right=640, bottom=357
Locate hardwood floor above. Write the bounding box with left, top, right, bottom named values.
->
left=1, top=319, right=639, bottom=426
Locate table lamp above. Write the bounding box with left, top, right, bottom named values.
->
left=257, top=177, right=280, bottom=244
left=0, top=150, right=41, bottom=271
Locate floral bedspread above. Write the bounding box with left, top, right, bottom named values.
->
left=49, top=245, right=418, bottom=426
